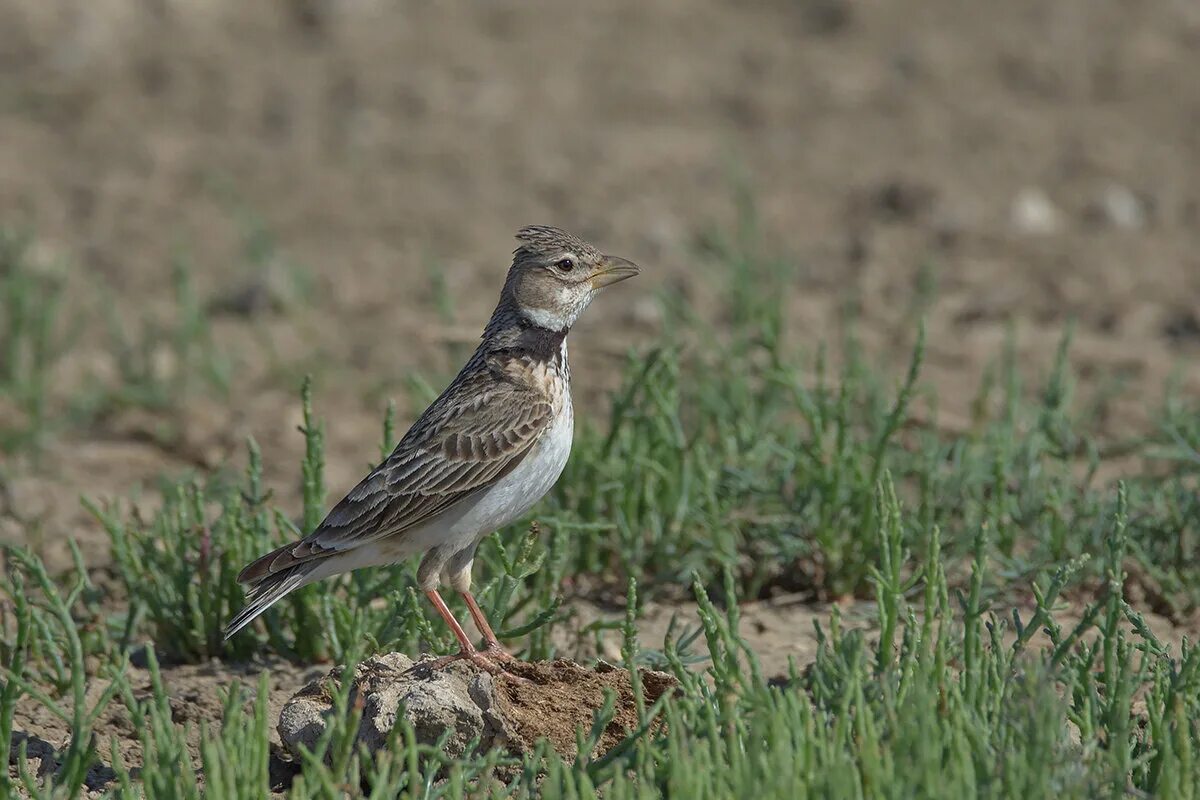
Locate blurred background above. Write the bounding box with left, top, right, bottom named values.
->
left=1, top=0, right=1199, bottom=566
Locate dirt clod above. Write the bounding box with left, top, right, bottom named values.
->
left=277, top=654, right=678, bottom=764
left=493, top=659, right=678, bottom=758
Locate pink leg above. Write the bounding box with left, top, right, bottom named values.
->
left=461, top=591, right=519, bottom=662
left=424, top=590, right=500, bottom=673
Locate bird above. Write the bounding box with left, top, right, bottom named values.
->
left=224, top=225, right=639, bottom=671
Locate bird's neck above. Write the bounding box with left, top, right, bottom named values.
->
left=481, top=303, right=569, bottom=364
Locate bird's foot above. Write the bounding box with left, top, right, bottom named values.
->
left=481, top=643, right=520, bottom=665
left=480, top=644, right=533, bottom=682
left=426, top=648, right=530, bottom=682
left=428, top=648, right=503, bottom=674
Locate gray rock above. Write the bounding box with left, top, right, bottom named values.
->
left=277, top=653, right=517, bottom=761
left=1011, top=187, right=1060, bottom=235
left=1097, top=184, right=1147, bottom=230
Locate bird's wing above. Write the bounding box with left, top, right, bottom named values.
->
left=240, top=367, right=554, bottom=581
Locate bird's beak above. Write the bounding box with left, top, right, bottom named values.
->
left=591, top=255, right=641, bottom=289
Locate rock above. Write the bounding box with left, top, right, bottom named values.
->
left=1010, top=187, right=1060, bottom=235
left=278, top=652, right=512, bottom=760
left=358, top=662, right=505, bottom=758
left=277, top=654, right=679, bottom=764
left=1085, top=184, right=1148, bottom=230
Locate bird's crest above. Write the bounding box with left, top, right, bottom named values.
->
left=514, top=225, right=599, bottom=260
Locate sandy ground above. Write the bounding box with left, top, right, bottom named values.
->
left=2, top=0, right=1199, bottom=784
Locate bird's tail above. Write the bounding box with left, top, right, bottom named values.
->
left=223, top=559, right=318, bottom=640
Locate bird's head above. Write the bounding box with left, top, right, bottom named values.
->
left=501, top=225, right=640, bottom=332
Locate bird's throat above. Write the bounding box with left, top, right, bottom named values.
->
left=482, top=306, right=569, bottom=364
left=513, top=317, right=569, bottom=363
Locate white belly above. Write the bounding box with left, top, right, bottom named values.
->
left=387, top=396, right=573, bottom=557
left=445, top=395, right=574, bottom=543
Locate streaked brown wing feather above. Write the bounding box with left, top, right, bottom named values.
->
left=242, top=366, right=555, bottom=581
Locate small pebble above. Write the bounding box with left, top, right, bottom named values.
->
left=1097, top=184, right=1146, bottom=230
left=1010, top=187, right=1060, bottom=235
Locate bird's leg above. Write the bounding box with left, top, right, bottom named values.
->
left=460, top=590, right=518, bottom=663
left=424, top=590, right=500, bottom=673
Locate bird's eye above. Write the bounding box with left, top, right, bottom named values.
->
left=554, top=258, right=575, bottom=272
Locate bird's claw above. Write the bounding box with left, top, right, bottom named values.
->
left=427, top=647, right=529, bottom=682
left=482, top=643, right=519, bottom=664
left=428, top=649, right=503, bottom=674
left=481, top=646, right=532, bottom=683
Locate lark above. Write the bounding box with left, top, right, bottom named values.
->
left=225, top=226, right=639, bottom=670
